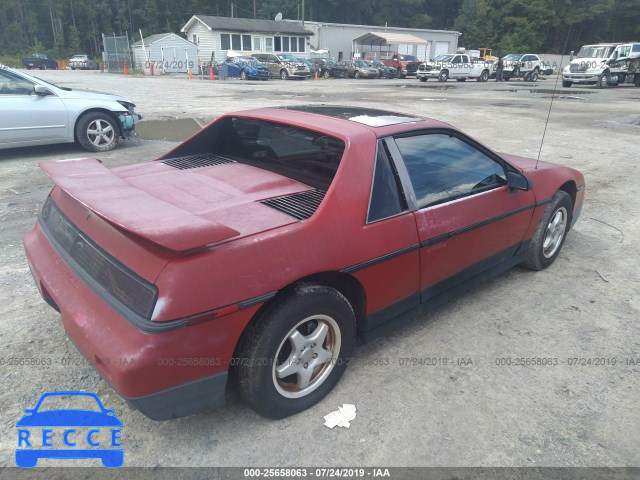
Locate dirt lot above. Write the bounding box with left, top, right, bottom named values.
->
left=1, top=71, right=639, bottom=469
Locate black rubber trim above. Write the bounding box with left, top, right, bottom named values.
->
left=343, top=197, right=551, bottom=273
left=342, top=244, right=420, bottom=273
left=177, top=291, right=278, bottom=325
left=124, top=371, right=228, bottom=420
left=420, top=201, right=540, bottom=247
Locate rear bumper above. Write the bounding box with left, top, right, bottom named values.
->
left=23, top=222, right=259, bottom=420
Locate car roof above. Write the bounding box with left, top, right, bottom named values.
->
left=231, top=106, right=450, bottom=137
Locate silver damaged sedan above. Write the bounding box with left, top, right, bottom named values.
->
left=0, top=65, right=141, bottom=152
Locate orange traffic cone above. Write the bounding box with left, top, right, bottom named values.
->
left=123, top=62, right=129, bottom=75
left=209, top=65, right=215, bottom=80
left=189, top=69, right=193, bottom=80
left=314, top=71, right=318, bottom=80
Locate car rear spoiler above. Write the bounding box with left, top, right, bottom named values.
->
left=40, top=158, right=240, bottom=254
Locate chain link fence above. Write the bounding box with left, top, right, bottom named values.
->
left=102, top=33, right=133, bottom=73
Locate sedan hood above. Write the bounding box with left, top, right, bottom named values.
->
left=40, top=157, right=305, bottom=254
left=56, top=87, right=132, bottom=104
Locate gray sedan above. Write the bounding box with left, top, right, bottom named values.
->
left=0, top=65, right=140, bottom=152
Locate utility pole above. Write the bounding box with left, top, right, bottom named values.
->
left=253, top=0, right=256, bottom=19
left=302, top=0, right=305, bottom=25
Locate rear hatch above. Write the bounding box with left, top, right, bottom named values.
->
left=40, top=156, right=314, bottom=255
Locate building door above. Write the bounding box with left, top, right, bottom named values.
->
left=253, top=37, right=262, bottom=52
left=265, top=38, right=273, bottom=52
left=416, top=44, right=428, bottom=61
left=435, top=41, right=450, bottom=56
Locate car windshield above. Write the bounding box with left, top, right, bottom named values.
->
left=434, top=55, right=453, bottom=62
left=212, top=117, right=345, bottom=191
left=278, top=54, right=299, bottom=62
left=36, top=394, right=102, bottom=412
left=326, top=60, right=336, bottom=66
left=399, top=55, right=418, bottom=61
left=355, top=60, right=368, bottom=67
left=576, top=46, right=614, bottom=58
left=503, top=54, right=523, bottom=61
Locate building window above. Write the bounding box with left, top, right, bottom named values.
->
left=265, top=37, right=273, bottom=52
left=299, top=38, right=305, bottom=52
left=242, top=35, right=251, bottom=50
left=283, top=37, right=290, bottom=52
left=290, top=37, right=297, bottom=52
left=231, top=34, right=241, bottom=50
left=192, top=34, right=199, bottom=44
left=274, top=36, right=281, bottom=52
left=221, top=33, right=230, bottom=50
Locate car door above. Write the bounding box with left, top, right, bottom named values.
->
left=0, top=69, right=68, bottom=147
left=449, top=55, right=465, bottom=77
left=387, top=130, right=536, bottom=302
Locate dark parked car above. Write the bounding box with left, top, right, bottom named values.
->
left=222, top=56, right=271, bottom=80
left=309, top=58, right=348, bottom=78
left=22, top=53, right=58, bottom=70
left=294, top=57, right=319, bottom=77
left=367, top=60, right=397, bottom=78
left=25, top=106, right=584, bottom=420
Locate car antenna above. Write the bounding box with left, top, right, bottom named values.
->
left=536, top=26, right=573, bottom=169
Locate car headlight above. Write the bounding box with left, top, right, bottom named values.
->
left=117, top=100, right=136, bottom=114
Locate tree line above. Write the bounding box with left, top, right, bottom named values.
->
left=1, top=0, right=638, bottom=63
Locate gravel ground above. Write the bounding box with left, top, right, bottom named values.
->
left=0, top=71, right=639, bottom=470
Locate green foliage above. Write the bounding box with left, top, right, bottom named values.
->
left=0, top=0, right=632, bottom=60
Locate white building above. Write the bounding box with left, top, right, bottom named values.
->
left=296, top=20, right=461, bottom=61
left=181, top=15, right=314, bottom=65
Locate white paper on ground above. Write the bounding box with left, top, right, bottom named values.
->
left=324, top=404, right=357, bottom=428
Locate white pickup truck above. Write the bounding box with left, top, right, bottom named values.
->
left=417, top=53, right=492, bottom=82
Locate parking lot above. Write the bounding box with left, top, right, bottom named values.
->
left=1, top=70, right=639, bottom=468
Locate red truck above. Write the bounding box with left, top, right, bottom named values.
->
left=382, top=52, right=421, bottom=78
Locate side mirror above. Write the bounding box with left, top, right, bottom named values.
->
left=34, top=85, right=49, bottom=95
left=507, top=171, right=530, bottom=191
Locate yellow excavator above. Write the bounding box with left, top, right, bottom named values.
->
left=478, top=48, right=499, bottom=62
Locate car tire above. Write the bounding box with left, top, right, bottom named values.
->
left=75, top=112, right=120, bottom=153
left=522, top=190, right=572, bottom=271
left=235, top=284, right=356, bottom=419
left=419, top=77, right=427, bottom=82
left=354, top=71, right=360, bottom=79
left=597, top=72, right=609, bottom=89
left=240, top=70, right=247, bottom=80
left=479, top=70, right=489, bottom=82
left=438, top=70, right=449, bottom=82
left=562, top=80, right=572, bottom=88
left=530, top=69, right=539, bottom=82
left=280, top=69, right=289, bottom=80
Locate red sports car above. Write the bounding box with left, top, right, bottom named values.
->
left=24, top=106, right=584, bottom=420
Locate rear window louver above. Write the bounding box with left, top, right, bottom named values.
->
left=161, top=154, right=236, bottom=170
left=261, top=189, right=326, bottom=221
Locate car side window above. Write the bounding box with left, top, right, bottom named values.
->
left=368, top=142, right=408, bottom=222
left=0, top=70, right=35, bottom=95
left=394, top=133, right=507, bottom=209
